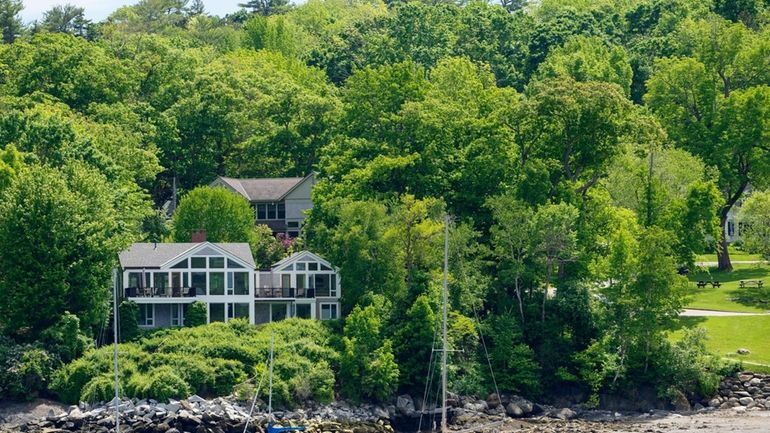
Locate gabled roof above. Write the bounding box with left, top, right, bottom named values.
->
left=213, top=173, right=314, bottom=202
left=270, top=250, right=337, bottom=272
left=119, top=242, right=255, bottom=269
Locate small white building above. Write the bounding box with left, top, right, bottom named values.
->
left=118, top=242, right=341, bottom=328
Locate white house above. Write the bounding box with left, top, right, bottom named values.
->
left=117, top=242, right=341, bottom=328
left=210, top=173, right=316, bottom=237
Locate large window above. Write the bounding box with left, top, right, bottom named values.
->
left=128, top=272, right=142, bottom=288
left=256, top=202, right=286, bottom=220
left=171, top=304, right=183, bottom=326
left=139, top=304, right=154, bottom=326
left=209, top=272, right=225, bottom=295
left=191, top=272, right=206, bottom=296
left=233, top=303, right=250, bottom=319
left=294, top=304, right=311, bottom=319
left=320, top=303, right=338, bottom=320
left=271, top=303, right=287, bottom=322
left=210, top=303, right=225, bottom=322
left=153, top=272, right=169, bottom=289
left=233, top=272, right=248, bottom=295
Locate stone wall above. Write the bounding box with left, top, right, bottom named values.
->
left=707, top=372, right=770, bottom=410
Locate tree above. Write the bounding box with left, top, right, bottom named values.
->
left=0, top=0, right=23, bottom=44
left=40, top=4, right=91, bottom=37
left=393, top=294, right=436, bottom=393
left=339, top=297, right=399, bottom=402
left=119, top=301, right=140, bottom=342
left=531, top=202, right=579, bottom=321
left=0, top=165, right=133, bottom=339
left=0, top=144, right=25, bottom=191
left=185, top=301, right=207, bottom=327
left=738, top=190, right=770, bottom=260
left=172, top=186, right=254, bottom=244
left=645, top=17, right=770, bottom=270
left=239, top=0, right=291, bottom=16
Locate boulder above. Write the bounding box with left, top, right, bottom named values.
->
left=396, top=395, right=414, bottom=415
left=505, top=403, right=523, bottom=418
left=739, top=397, right=754, bottom=406
left=737, top=348, right=751, bottom=355
left=549, top=408, right=576, bottom=420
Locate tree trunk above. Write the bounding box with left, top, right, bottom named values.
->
left=514, top=276, right=525, bottom=324
left=717, top=212, right=733, bottom=272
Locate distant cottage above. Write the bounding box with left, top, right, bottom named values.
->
left=117, top=241, right=341, bottom=328
left=210, top=173, right=316, bottom=237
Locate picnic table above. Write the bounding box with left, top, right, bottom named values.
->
left=697, top=280, right=722, bottom=288
left=740, top=280, right=764, bottom=288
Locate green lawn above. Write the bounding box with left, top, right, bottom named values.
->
left=695, top=246, right=764, bottom=263
left=685, top=264, right=770, bottom=313
left=672, top=316, right=770, bottom=369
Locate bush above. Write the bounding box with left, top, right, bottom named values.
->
left=119, top=301, right=140, bottom=342
left=185, top=301, right=207, bottom=327
left=81, top=374, right=118, bottom=403
left=127, top=366, right=191, bottom=401
left=0, top=340, right=56, bottom=401
left=39, top=312, right=92, bottom=363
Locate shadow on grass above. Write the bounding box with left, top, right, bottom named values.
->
left=689, top=265, right=770, bottom=283
left=671, top=316, right=707, bottom=331
left=687, top=265, right=770, bottom=310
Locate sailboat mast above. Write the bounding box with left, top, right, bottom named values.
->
left=112, top=269, right=121, bottom=433
left=268, top=331, right=275, bottom=422
left=441, top=215, right=449, bottom=433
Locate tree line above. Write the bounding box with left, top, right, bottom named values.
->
left=1, top=0, right=769, bottom=405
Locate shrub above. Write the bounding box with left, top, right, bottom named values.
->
left=119, top=301, right=140, bottom=342
left=127, top=366, right=191, bottom=401
left=50, top=357, right=100, bottom=404
left=81, top=374, right=118, bottom=403
left=186, top=301, right=207, bottom=327
left=0, top=339, right=56, bottom=401
left=39, top=312, right=92, bottom=363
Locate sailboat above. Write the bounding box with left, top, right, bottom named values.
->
left=418, top=216, right=506, bottom=433
left=243, top=331, right=306, bottom=433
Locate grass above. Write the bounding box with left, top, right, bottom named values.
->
left=685, top=263, right=770, bottom=313
left=672, top=316, right=770, bottom=368
left=695, top=246, right=764, bottom=263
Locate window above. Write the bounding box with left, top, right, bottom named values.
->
left=171, top=304, right=183, bottom=326
left=209, top=257, right=225, bottom=268
left=234, top=303, right=250, bottom=319
left=320, top=303, right=338, bottom=320
left=171, top=259, right=188, bottom=269
left=128, top=272, right=142, bottom=288
left=210, top=303, right=225, bottom=322
left=315, top=274, right=330, bottom=297
left=281, top=274, right=291, bottom=289
left=309, top=262, right=318, bottom=271
left=191, top=272, right=206, bottom=296
left=227, top=259, right=244, bottom=269
left=287, top=221, right=299, bottom=228
left=234, top=272, right=248, bottom=295
left=295, top=304, right=311, bottom=319
left=728, top=221, right=735, bottom=236
left=154, top=273, right=169, bottom=289
left=296, top=274, right=305, bottom=290
left=257, top=202, right=285, bottom=220
left=209, top=272, right=225, bottom=295
left=271, top=303, right=287, bottom=322
left=296, top=263, right=305, bottom=271
left=191, top=257, right=206, bottom=268
left=139, top=304, right=154, bottom=326
left=320, top=263, right=331, bottom=271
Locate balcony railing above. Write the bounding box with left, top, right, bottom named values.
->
left=124, top=286, right=202, bottom=298
left=257, top=287, right=317, bottom=298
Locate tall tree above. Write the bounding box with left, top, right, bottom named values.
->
left=645, top=16, right=770, bottom=270
left=738, top=190, right=770, bottom=260
left=172, top=186, right=255, bottom=244
left=0, top=0, right=23, bottom=43
left=40, top=4, right=90, bottom=37
left=239, top=0, right=291, bottom=16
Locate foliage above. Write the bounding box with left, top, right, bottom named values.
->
left=185, top=301, right=208, bottom=327
left=119, top=301, right=141, bottom=342
left=39, top=312, right=92, bottom=364
left=738, top=190, right=770, bottom=260
left=80, top=374, right=118, bottom=403
left=0, top=337, right=56, bottom=401
left=339, top=297, right=399, bottom=402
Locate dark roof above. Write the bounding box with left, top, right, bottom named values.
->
left=119, top=242, right=255, bottom=269
left=216, top=176, right=306, bottom=202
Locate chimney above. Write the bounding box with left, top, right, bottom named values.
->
left=191, top=229, right=207, bottom=243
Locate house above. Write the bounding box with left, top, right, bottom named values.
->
left=210, top=173, right=316, bottom=237
left=255, top=250, right=341, bottom=323
left=117, top=241, right=341, bottom=328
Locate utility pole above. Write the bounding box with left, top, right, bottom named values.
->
left=441, top=215, right=449, bottom=433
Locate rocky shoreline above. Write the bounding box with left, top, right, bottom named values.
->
left=7, top=372, right=770, bottom=433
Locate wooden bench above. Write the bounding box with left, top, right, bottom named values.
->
left=697, top=281, right=722, bottom=288
left=740, top=280, right=764, bottom=288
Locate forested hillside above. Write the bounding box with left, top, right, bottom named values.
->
left=1, top=0, right=769, bottom=406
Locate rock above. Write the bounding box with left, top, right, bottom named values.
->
left=486, top=393, right=501, bottom=408
left=505, top=403, right=523, bottom=417
left=189, top=395, right=206, bottom=404
left=735, top=391, right=752, bottom=398
left=737, top=348, right=751, bottom=355
left=396, top=395, right=414, bottom=415
left=167, top=429, right=180, bottom=433
left=708, top=398, right=721, bottom=407
left=670, top=390, right=691, bottom=412
left=739, top=373, right=754, bottom=382
left=739, top=397, right=754, bottom=406
left=549, top=408, right=576, bottom=420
